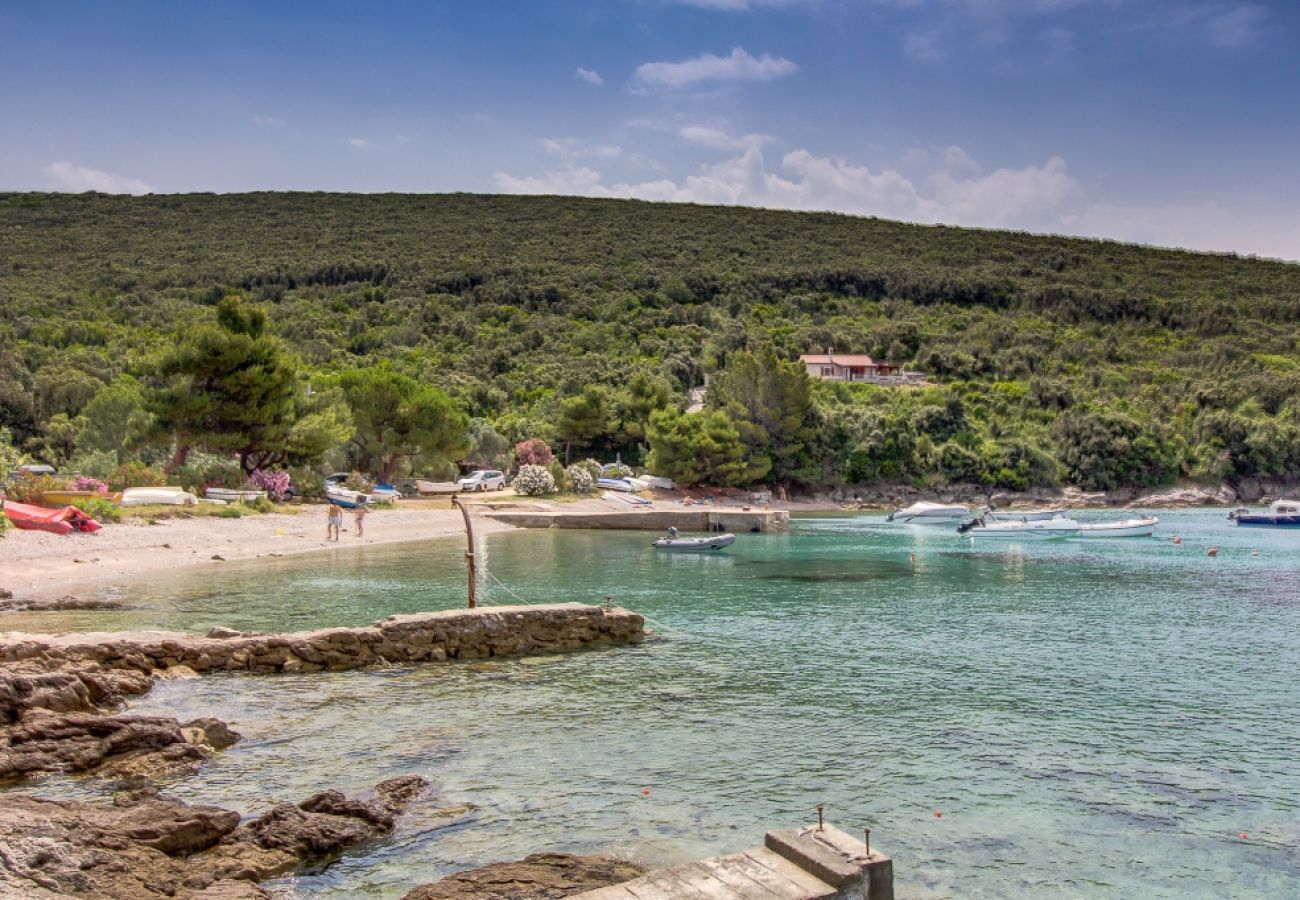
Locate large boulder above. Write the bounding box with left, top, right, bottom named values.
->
left=403, top=853, right=646, bottom=900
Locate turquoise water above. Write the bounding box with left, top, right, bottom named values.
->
left=12, top=511, right=1300, bottom=897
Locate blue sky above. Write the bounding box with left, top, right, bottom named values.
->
left=2, top=0, right=1297, bottom=259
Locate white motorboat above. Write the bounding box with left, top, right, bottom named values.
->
left=653, top=533, right=736, bottom=552
left=121, top=487, right=199, bottom=507
left=961, top=515, right=1081, bottom=540
left=204, top=487, right=268, bottom=503
left=1076, top=516, right=1159, bottom=538
left=324, top=484, right=369, bottom=509
left=887, top=501, right=970, bottom=525
left=987, top=508, right=1067, bottom=522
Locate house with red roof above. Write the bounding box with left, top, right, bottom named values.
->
left=799, top=350, right=923, bottom=384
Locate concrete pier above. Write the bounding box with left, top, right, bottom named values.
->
left=484, top=506, right=790, bottom=533
left=575, top=823, right=892, bottom=899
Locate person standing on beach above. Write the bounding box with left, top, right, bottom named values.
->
left=326, top=503, right=342, bottom=541
left=353, top=504, right=366, bottom=537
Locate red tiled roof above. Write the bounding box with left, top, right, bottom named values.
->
left=800, top=354, right=876, bottom=366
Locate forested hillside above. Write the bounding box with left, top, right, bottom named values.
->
left=3, top=191, right=1299, bottom=493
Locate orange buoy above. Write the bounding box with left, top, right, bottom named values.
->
left=934, top=811, right=942, bottom=818
left=642, top=788, right=651, bottom=796
left=1172, top=536, right=1182, bottom=544
left=1239, top=832, right=1249, bottom=840
left=1207, top=547, right=1218, bottom=557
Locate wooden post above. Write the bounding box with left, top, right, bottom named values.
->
left=452, top=495, right=476, bottom=608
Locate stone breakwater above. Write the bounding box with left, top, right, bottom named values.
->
left=1, top=603, right=646, bottom=679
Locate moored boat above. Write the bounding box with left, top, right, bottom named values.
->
left=1076, top=516, right=1159, bottom=538
left=988, top=507, right=1067, bottom=521
left=1229, top=500, right=1300, bottom=527
left=960, top=515, right=1081, bottom=540
left=653, top=532, right=736, bottom=552
left=887, top=501, right=970, bottom=525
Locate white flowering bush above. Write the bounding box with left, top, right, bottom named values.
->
left=565, top=464, right=595, bottom=492
left=513, top=464, right=557, bottom=495
left=603, top=462, right=633, bottom=479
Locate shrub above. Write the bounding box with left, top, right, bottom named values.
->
left=249, top=468, right=292, bottom=501
left=71, top=475, right=110, bottom=495
left=175, top=454, right=243, bottom=494
left=66, top=449, right=119, bottom=480
left=577, top=458, right=603, bottom=481
left=565, top=463, right=595, bottom=492
left=217, top=506, right=243, bottom=518
left=546, top=458, right=566, bottom=490
left=110, top=462, right=167, bottom=490
left=289, top=466, right=325, bottom=499
left=239, top=496, right=276, bottom=513
left=6, top=473, right=67, bottom=504
left=342, top=471, right=371, bottom=492
left=515, top=438, right=553, bottom=466
left=513, top=464, right=557, bottom=495
left=69, top=496, right=122, bottom=523
left=603, top=462, right=633, bottom=479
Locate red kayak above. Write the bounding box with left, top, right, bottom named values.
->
left=2, top=501, right=102, bottom=535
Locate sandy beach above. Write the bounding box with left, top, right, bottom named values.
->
left=0, top=500, right=523, bottom=602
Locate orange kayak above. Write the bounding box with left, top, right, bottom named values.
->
left=2, top=501, right=102, bottom=535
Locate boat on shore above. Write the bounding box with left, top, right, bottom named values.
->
left=1229, top=500, right=1300, bottom=527
left=204, top=487, right=268, bottom=503
left=960, top=515, right=1081, bottom=540
left=603, top=490, right=651, bottom=506
left=1076, top=516, right=1159, bottom=538
left=887, top=501, right=969, bottom=525
left=653, top=533, right=736, bottom=552
left=414, top=480, right=460, bottom=495
left=324, top=484, right=369, bottom=509
left=121, top=487, right=198, bottom=507
left=597, top=477, right=636, bottom=492
left=3, top=500, right=102, bottom=534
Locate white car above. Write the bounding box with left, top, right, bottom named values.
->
left=458, top=470, right=506, bottom=492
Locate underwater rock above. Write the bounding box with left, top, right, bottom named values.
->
left=402, top=853, right=646, bottom=899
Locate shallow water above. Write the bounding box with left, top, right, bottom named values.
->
left=12, top=510, right=1300, bottom=898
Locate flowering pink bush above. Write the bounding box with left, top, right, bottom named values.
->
left=71, top=475, right=109, bottom=495
left=250, top=469, right=292, bottom=501
left=515, top=438, right=553, bottom=466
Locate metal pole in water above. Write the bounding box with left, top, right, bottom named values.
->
left=452, top=495, right=476, bottom=608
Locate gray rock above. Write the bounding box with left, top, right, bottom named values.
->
left=402, top=853, right=646, bottom=900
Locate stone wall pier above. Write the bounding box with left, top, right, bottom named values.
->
left=0, top=603, right=645, bottom=680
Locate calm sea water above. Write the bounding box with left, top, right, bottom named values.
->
left=11, top=510, right=1300, bottom=898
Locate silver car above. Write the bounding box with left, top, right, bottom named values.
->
left=458, top=469, right=506, bottom=492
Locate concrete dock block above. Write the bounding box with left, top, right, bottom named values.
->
left=764, top=824, right=893, bottom=900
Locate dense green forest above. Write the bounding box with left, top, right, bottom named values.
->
left=2, top=191, right=1299, bottom=496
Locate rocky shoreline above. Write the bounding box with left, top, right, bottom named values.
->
left=0, top=604, right=647, bottom=898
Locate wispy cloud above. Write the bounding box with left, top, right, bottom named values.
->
left=633, top=47, right=798, bottom=90
left=1204, top=3, right=1266, bottom=48
left=575, top=67, right=605, bottom=86
left=250, top=114, right=285, bottom=128
left=666, top=0, right=819, bottom=8
left=679, top=125, right=774, bottom=150
left=347, top=137, right=374, bottom=149
left=540, top=137, right=623, bottom=160
left=44, top=162, right=151, bottom=194
left=904, top=30, right=944, bottom=60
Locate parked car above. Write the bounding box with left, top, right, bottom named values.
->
left=458, top=470, right=506, bottom=492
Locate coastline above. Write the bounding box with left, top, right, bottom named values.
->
left=0, top=502, right=517, bottom=603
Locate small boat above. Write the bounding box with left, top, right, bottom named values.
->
left=960, top=515, right=1081, bottom=540
left=887, top=501, right=970, bottom=525
left=639, top=475, right=677, bottom=490
left=324, top=484, right=369, bottom=509
left=3, top=501, right=101, bottom=534
left=988, top=507, right=1067, bottom=521
left=414, top=480, right=460, bottom=495
left=597, top=477, right=636, bottom=492
left=1077, top=516, right=1159, bottom=538
left=41, top=489, right=124, bottom=505
left=121, top=487, right=198, bottom=507
left=603, top=491, right=651, bottom=506
left=369, top=484, right=402, bottom=503
left=653, top=532, right=736, bottom=552
left=204, top=487, right=268, bottom=503
left=1229, top=500, right=1300, bottom=527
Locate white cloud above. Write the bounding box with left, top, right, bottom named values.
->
left=347, top=137, right=374, bottom=149
left=44, top=162, right=151, bottom=194
left=904, top=30, right=944, bottom=60
left=495, top=144, right=1075, bottom=229
left=575, top=67, right=605, bottom=86
left=1061, top=201, right=1300, bottom=261
left=633, top=47, right=798, bottom=90
left=679, top=125, right=774, bottom=150
left=667, top=0, right=819, bottom=8
left=540, top=137, right=623, bottom=160
left=250, top=114, right=285, bottom=128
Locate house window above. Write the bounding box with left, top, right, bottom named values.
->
left=821, top=367, right=834, bottom=377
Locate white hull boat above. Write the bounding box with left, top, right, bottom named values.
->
left=414, top=480, right=460, bottom=495
left=204, top=487, right=268, bottom=503
left=988, top=508, right=1067, bottom=521
left=597, top=477, right=636, bottom=492
left=603, top=491, right=651, bottom=506
left=1076, top=516, right=1159, bottom=538
left=324, top=484, right=369, bottom=509
left=887, top=501, right=970, bottom=525
left=122, top=487, right=199, bottom=507
left=963, top=516, right=1081, bottom=540
left=653, top=533, right=736, bottom=551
